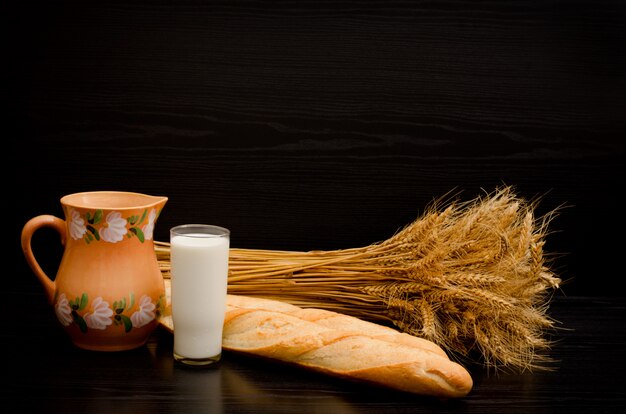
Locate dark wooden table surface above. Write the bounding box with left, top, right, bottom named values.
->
left=4, top=284, right=626, bottom=413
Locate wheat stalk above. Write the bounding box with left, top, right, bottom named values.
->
left=155, top=186, right=562, bottom=372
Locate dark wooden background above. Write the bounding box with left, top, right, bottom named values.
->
left=10, top=0, right=626, bottom=300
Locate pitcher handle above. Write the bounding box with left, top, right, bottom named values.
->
left=21, top=215, right=66, bottom=304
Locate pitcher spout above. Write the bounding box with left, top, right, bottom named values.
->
left=144, top=194, right=168, bottom=209
left=149, top=195, right=168, bottom=204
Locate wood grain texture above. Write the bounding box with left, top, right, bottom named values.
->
left=4, top=282, right=626, bottom=412
left=11, top=0, right=626, bottom=297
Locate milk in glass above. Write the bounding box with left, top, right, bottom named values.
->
left=170, top=225, right=229, bottom=365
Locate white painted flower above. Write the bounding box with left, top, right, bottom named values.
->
left=130, top=295, right=156, bottom=328
left=100, top=211, right=127, bottom=243
left=69, top=209, right=87, bottom=240
left=142, top=209, right=157, bottom=241
left=55, top=293, right=73, bottom=326
left=84, top=297, right=113, bottom=330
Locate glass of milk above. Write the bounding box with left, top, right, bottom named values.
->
left=170, top=224, right=230, bottom=366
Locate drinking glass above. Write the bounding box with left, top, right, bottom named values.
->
left=170, top=224, right=230, bottom=366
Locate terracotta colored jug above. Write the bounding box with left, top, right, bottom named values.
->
left=21, top=191, right=168, bottom=351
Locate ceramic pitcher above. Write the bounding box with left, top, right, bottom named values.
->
left=21, top=191, right=168, bottom=351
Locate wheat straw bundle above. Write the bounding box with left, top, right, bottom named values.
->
left=155, top=186, right=562, bottom=372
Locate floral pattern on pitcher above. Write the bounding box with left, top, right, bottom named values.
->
left=68, top=207, right=161, bottom=244
left=54, top=292, right=165, bottom=333
left=85, top=297, right=114, bottom=330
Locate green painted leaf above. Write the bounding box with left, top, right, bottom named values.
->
left=155, top=295, right=165, bottom=317
left=129, top=292, right=135, bottom=309
left=79, top=293, right=88, bottom=311
left=137, top=209, right=147, bottom=225
left=120, top=315, right=133, bottom=332
left=87, top=225, right=100, bottom=241
left=93, top=210, right=103, bottom=224
left=129, top=227, right=145, bottom=243
left=74, top=314, right=88, bottom=333
left=128, top=215, right=138, bottom=225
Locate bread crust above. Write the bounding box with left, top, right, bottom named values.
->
left=160, top=284, right=472, bottom=398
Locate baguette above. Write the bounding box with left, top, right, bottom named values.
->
left=160, top=281, right=473, bottom=398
